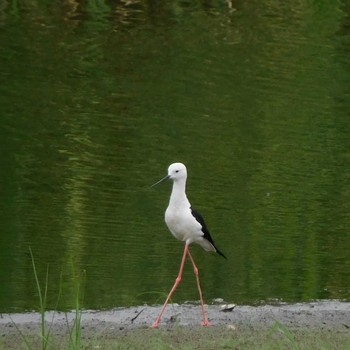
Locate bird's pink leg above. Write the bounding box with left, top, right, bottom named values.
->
left=187, top=249, right=210, bottom=326
left=151, top=244, right=189, bottom=328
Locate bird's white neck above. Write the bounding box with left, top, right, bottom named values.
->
left=168, top=179, right=190, bottom=209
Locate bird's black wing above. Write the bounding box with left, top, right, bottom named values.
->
left=190, top=207, right=227, bottom=259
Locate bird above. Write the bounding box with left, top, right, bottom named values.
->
left=151, top=162, right=226, bottom=328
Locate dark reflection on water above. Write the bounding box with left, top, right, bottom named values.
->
left=0, top=1, right=349, bottom=312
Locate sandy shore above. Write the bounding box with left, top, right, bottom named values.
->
left=1, top=300, right=350, bottom=333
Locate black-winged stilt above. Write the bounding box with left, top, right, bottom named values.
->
left=151, top=162, right=226, bottom=328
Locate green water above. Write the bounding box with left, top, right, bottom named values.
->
left=1, top=1, right=349, bottom=312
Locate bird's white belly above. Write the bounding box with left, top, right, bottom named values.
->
left=165, top=206, right=202, bottom=243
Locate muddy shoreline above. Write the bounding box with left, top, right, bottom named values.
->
left=1, top=301, right=350, bottom=333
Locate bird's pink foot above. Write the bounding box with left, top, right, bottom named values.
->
left=201, top=320, right=211, bottom=326
left=150, top=319, right=160, bottom=328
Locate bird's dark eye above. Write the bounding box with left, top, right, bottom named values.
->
left=175, top=170, right=179, bottom=173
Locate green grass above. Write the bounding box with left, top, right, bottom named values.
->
left=3, top=322, right=350, bottom=350
left=79, top=326, right=350, bottom=350
left=66, top=269, right=85, bottom=350
left=9, top=248, right=84, bottom=350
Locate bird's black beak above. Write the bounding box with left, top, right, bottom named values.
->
left=151, top=174, right=170, bottom=187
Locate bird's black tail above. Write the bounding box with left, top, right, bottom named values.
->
left=216, top=247, right=227, bottom=259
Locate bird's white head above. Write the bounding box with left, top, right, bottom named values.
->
left=151, top=162, right=187, bottom=187
left=167, top=162, right=187, bottom=181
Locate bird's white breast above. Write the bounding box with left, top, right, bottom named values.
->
left=165, top=205, right=203, bottom=243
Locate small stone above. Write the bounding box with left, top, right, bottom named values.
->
left=221, top=304, right=236, bottom=312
